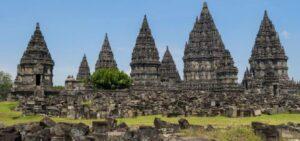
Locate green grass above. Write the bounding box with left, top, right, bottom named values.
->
left=0, top=101, right=300, bottom=128
left=181, top=126, right=261, bottom=141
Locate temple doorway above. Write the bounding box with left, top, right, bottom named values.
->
left=273, top=85, right=278, bottom=96
left=36, top=74, right=41, bottom=86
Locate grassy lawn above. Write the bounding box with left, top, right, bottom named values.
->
left=1, top=101, right=300, bottom=127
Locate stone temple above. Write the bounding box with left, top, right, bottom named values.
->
left=12, top=23, right=55, bottom=96
left=183, top=3, right=239, bottom=92
left=10, top=2, right=300, bottom=119
left=130, top=15, right=161, bottom=87
left=242, top=11, right=289, bottom=96
left=95, top=33, right=118, bottom=70
left=159, top=46, right=181, bottom=87
left=77, top=54, right=91, bottom=81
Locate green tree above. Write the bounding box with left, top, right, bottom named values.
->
left=0, top=71, right=13, bottom=100
left=91, top=68, right=132, bottom=90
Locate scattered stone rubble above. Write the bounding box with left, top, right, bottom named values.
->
left=18, top=88, right=300, bottom=119
left=0, top=117, right=209, bottom=141
left=2, top=117, right=300, bottom=141
left=252, top=122, right=300, bottom=141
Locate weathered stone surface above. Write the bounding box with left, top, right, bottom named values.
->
left=40, top=116, right=56, bottom=127
left=92, top=121, right=110, bottom=133
left=95, top=33, right=118, bottom=70
left=243, top=11, right=289, bottom=96
left=76, top=54, right=91, bottom=81
left=252, top=122, right=280, bottom=141
left=130, top=15, right=161, bottom=87
left=178, top=118, right=190, bottom=129
left=205, top=125, right=214, bottom=132
left=70, top=123, right=89, bottom=139
left=160, top=46, right=181, bottom=86
left=0, top=126, right=22, bottom=141
left=183, top=2, right=239, bottom=92
left=12, top=23, right=55, bottom=96
left=226, top=106, right=237, bottom=118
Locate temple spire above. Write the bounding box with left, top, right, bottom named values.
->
left=141, top=15, right=150, bottom=30
left=77, top=54, right=90, bottom=80
left=199, top=2, right=213, bottom=21
left=263, top=10, right=269, bottom=20
left=160, top=46, right=181, bottom=83
left=36, top=22, right=40, bottom=30
left=130, top=15, right=160, bottom=86
left=95, top=33, right=117, bottom=70
left=248, top=11, right=289, bottom=93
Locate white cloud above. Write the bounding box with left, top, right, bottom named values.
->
left=282, top=30, right=290, bottom=39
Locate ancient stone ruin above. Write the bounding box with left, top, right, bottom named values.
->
left=9, top=2, right=300, bottom=119
left=11, top=23, right=57, bottom=98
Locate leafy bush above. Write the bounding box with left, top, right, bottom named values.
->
left=0, top=71, right=12, bottom=100
left=91, top=68, right=132, bottom=90
left=53, top=85, right=64, bottom=90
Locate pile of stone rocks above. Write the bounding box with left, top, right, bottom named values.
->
left=0, top=117, right=210, bottom=141
left=252, top=122, right=300, bottom=141
left=18, top=88, right=300, bottom=119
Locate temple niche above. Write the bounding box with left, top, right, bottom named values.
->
left=130, top=15, right=161, bottom=87
left=12, top=23, right=55, bottom=96
left=242, top=11, right=290, bottom=96
left=182, top=2, right=239, bottom=92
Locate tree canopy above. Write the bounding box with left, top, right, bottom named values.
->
left=0, top=71, right=12, bottom=100
left=91, top=68, right=132, bottom=90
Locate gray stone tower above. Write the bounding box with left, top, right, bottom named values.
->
left=77, top=54, right=91, bottom=81
left=215, top=50, right=239, bottom=91
left=159, top=46, right=181, bottom=84
left=130, top=15, right=160, bottom=86
left=13, top=23, right=54, bottom=94
left=183, top=2, right=238, bottom=91
left=243, top=11, right=289, bottom=95
left=95, top=34, right=117, bottom=70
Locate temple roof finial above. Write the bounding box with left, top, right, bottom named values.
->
left=264, top=10, right=268, bottom=18
left=104, top=33, right=109, bottom=43
left=36, top=22, right=40, bottom=30
left=203, top=2, right=208, bottom=8
left=142, top=14, right=150, bottom=30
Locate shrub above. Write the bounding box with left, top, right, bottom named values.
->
left=53, top=85, right=64, bottom=90
left=91, top=68, right=132, bottom=90
left=0, top=71, right=12, bottom=100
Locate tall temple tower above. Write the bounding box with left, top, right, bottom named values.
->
left=130, top=15, right=160, bottom=86
left=13, top=23, right=55, bottom=94
left=243, top=11, right=289, bottom=95
left=183, top=2, right=238, bottom=91
left=77, top=54, right=91, bottom=81
left=159, top=46, right=181, bottom=85
left=95, top=34, right=118, bottom=70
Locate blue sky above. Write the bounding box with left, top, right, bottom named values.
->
left=0, top=0, right=299, bottom=85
